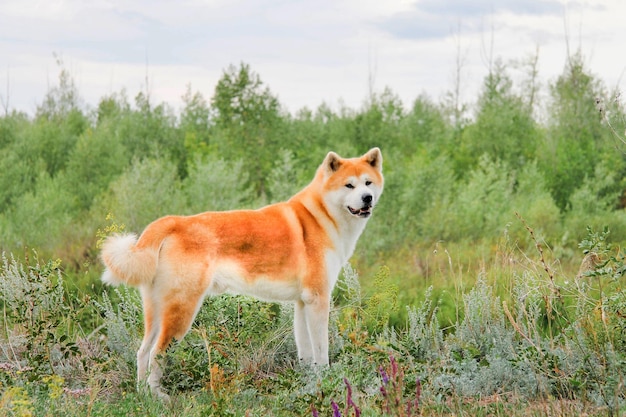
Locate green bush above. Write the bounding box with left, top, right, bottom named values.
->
left=565, top=162, right=626, bottom=243
left=0, top=116, right=47, bottom=211
left=395, top=153, right=457, bottom=242
left=448, top=155, right=513, bottom=240
left=0, top=172, right=78, bottom=252
left=183, top=155, right=255, bottom=213
left=508, top=161, right=562, bottom=243
left=63, top=121, right=130, bottom=210
left=102, top=158, right=186, bottom=232
left=266, top=149, right=307, bottom=203
left=0, top=253, right=79, bottom=378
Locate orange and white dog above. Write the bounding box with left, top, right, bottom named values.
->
left=100, top=148, right=383, bottom=398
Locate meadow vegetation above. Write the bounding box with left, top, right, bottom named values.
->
left=1, top=51, right=625, bottom=415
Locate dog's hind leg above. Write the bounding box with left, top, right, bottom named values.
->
left=146, top=288, right=206, bottom=399
left=137, top=286, right=159, bottom=385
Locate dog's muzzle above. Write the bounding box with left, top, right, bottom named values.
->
left=348, top=193, right=374, bottom=218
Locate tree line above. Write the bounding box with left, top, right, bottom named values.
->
left=0, top=52, right=624, bottom=286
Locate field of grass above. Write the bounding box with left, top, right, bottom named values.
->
left=1, top=226, right=625, bottom=416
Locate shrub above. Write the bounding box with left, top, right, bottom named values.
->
left=92, top=286, right=142, bottom=365
left=63, top=121, right=130, bottom=210
left=102, top=158, right=186, bottom=232
left=0, top=252, right=79, bottom=377
left=0, top=172, right=78, bottom=253
left=266, top=148, right=307, bottom=203
left=0, top=145, right=46, bottom=212
left=182, top=154, right=255, bottom=213
left=382, top=287, right=444, bottom=364
left=508, top=161, right=562, bottom=244
left=565, top=162, right=626, bottom=243
left=395, top=153, right=457, bottom=242
left=432, top=276, right=541, bottom=398
left=448, top=155, right=514, bottom=240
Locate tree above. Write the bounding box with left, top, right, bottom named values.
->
left=63, top=122, right=129, bottom=210
left=455, top=59, right=540, bottom=174
left=401, top=94, right=450, bottom=159
left=180, top=85, right=212, bottom=163
left=354, top=87, right=404, bottom=152
left=33, top=56, right=88, bottom=177
left=211, top=63, right=285, bottom=197
left=540, top=51, right=620, bottom=210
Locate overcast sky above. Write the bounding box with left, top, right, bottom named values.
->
left=1, top=0, right=625, bottom=116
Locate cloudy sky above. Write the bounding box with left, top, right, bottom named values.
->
left=0, top=0, right=624, bottom=116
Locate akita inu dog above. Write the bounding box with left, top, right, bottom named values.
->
left=100, top=148, right=383, bottom=398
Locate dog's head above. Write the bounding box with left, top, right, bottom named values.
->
left=319, top=147, right=384, bottom=220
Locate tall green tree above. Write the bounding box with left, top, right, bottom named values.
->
left=355, top=87, right=404, bottom=152
left=33, top=57, right=89, bottom=177
left=211, top=63, right=285, bottom=197
left=401, top=94, right=450, bottom=159
left=456, top=60, right=539, bottom=174
left=540, top=51, right=621, bottom=210
left=180, top=85, right=212, bottom=165
left=63, top=121, right=129, bottom=210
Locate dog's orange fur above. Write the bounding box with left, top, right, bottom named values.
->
left=100, top=148, right=383, bottom=399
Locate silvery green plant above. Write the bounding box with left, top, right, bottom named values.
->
left=0, top=253, right=78, bottom=375
left=93, top=286, right=142, bottom=364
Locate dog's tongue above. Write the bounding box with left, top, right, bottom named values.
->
left=349, top=206, right=371, bottom=217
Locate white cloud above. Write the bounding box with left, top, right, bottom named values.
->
left=0, top=0, right=625, bottom=116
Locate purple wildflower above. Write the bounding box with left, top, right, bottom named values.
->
left=379, top=366, right=390, bottom=385
left=390, top=355, right=398, bottom=379
left=344, top=378, right=361, bottom=417
left=415, top=377, right=422, bottom=407
left=344, top=377, right=353, bottom=399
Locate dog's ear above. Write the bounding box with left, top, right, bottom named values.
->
left=363, top=147, right=382, bottom=172
left=323, top=151, right=342, bottom=174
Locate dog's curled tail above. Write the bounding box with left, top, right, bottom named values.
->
left=100, top=233, right=158, bottom=287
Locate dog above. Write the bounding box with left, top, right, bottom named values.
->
left=100, top=148, right=383, bottom=398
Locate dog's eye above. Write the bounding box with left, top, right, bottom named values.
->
left=365, top=181, right=372, bottom=186
left=345, top=184, right=355, bottom=189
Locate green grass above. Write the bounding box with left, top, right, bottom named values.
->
left=1, top=227, right=625, bottom=416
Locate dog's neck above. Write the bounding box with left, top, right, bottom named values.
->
left=291, top=188, right=369, bottom=264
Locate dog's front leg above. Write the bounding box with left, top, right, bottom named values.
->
left=303, top=295, right=330, bottom=366
left=294, top=300, right=314, bottom=362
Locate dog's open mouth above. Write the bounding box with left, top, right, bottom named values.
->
left=348, top=205, right=372, bottom=218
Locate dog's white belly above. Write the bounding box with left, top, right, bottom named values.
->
left=207, top=262, right=301, bottom=302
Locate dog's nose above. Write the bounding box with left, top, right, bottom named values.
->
left=362, top=194, right=372, bottom=204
